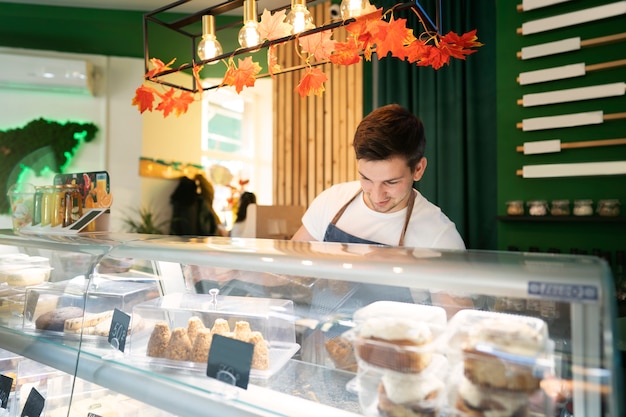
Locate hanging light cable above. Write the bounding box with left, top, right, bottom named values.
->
left=238, top=0, right=261, bottom=48
left=286, top=0, right=315, bottom=34
left=197, top=15, right=223, bottom=64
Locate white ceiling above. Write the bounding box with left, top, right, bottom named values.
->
left=3, top=0, right=290, bottom=14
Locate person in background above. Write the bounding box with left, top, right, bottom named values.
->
left=292, top=103, right=465, bottom=250
left=170, top=174, right=227, bottom=237
left=230, top=191, right=257, bottom=237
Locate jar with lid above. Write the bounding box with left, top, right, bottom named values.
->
left=596, top=199, right=621, bottom=217
left=527, top=200, right=548, bottom=216
left=550, top=199, right=570, bottom=216
left=63, top=184, right=83, bottom=227
left=573, top=199, right=593, bottom=216
left=505, top=200, right=524, bottom=216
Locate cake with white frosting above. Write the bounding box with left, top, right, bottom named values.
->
left=355, top=317, right=434, bottom=373
left=377, top=366, right=444, bottom=417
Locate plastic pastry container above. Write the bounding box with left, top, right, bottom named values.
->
left=356, top=354, right=448, bottom=417
left=0, top=253, right=52, bottom=316
left=127, top=291, right=299, bottom=379
left=443, top=310, right=554, bottom=391
left=22, top=275, right=159, bottom=342
left=0, top=348, right=22, bottom=415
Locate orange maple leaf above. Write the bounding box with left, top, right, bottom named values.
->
left=329, top=37, right=362, bottom=65
left=132, top=84, right=158, bottom=113
left=299, top=30, right=336, bottom=62
left=439, top=29, right=483, bottom=60
left=412, top=42, right=450, bottom=69
left=258, top=9, right=292, bottom=41
left=145, top=57, right=176, bottom=79
left=154, top=88, right=195, bottom=118
left=373, top=16, right=415, bottom=60
left=295, top=67, right=328, bottom=97
left=192, top=64, right=204, bottom=91
left=221, top=57, right=262, bottom=94
left=268, top=45, right=281, bottom=77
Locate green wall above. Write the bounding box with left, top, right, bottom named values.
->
left=496, top=0, right=626, bottom=261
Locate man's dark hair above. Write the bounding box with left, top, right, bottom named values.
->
left=353, top=104, right=426, bottom=171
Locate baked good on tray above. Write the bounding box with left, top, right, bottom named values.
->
left=35, top=306, right=84, bottom=332
left=355, top=317, right=434, bottom=373
left=462, top=317, right=546, bottom=391
left=325, top=335, right=357, bottom=372
left=146, top=317, right=270, bottom=370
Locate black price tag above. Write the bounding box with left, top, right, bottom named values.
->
left=108, top=308, right=130, bottom=352
left=0, top=374, right=13, bottom=409
left=21, top=387, right=44, bottom=417
left=206, top=334, right=254, bottom=389
left=87, top=413, right=103, bottom=417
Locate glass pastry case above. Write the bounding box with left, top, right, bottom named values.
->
left=0, top=230, right=622, bottom=417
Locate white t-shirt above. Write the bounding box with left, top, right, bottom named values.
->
left=301, top=181, right=465, bottom=250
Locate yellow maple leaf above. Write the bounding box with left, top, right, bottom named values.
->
left=258, top=9, right=292, bottom=41
left=299, top=30, right=336, bottom=62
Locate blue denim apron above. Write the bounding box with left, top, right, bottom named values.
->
left=314, top=189, right=417, bottom=316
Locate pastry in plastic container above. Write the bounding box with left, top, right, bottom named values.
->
left=453, top=375, right=530, bottom=417
left=348, top=302, right=447, bottom=373
left=128, top=292, right=299, bottom=378
left=444, top=309, right=553, bottom=393
left=357, top=354, right=448, bottom=417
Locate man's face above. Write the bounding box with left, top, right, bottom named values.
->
left=358, top=156, right=426, bottom=213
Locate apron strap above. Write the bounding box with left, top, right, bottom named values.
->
left=398, top=190, right=416, bottom=246
left=329, top=190, right=361, bottom=225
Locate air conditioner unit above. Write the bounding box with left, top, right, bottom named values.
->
left=0, top=52, right=94, bottom=95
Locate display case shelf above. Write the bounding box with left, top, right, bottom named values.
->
left=497, top=215, right=626, bottom=223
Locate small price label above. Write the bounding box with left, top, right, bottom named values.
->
left=87, top=413, right=103, bottom=417
left=0, top=374, right=13, bottom=409
left=21, top=387, right=44, bottom=417
left=108, top=308, right=130, bottom=352
left=206, top=334, right=254, bottom=389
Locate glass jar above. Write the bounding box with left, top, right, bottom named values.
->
left=573, top=199, right=594, bottom=216
left=550, top=199, right=570, bottom=216
left=596, top=199, right=621, bottom=217
left=505, top=200, right=524, bottom=216
left=527, top=200, right=548, bottom=216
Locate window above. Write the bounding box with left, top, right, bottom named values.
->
left=201, top=79, right=273, bottom=229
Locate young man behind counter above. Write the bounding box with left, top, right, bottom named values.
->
left=291, top=103, right=466, bottom=250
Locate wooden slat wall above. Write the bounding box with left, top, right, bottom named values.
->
left=273, top=1, right=363, bottom=207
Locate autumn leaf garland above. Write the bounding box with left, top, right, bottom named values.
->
left=133, top=4, right=482, bottom=117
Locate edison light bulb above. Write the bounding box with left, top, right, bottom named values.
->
left=238, top=21, right=261, bottom=48
left=340, top=0, right=367, bottom=19
left=238, top=0, right=261, bottom=48
left=286, top=0, right=315, bottom=34
left=198, top=16, right=222, bottom=63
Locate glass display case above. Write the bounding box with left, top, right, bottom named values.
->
left=0, top=230, right=623, bottom=417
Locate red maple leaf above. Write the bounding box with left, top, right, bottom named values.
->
left=295, top=67, right=328, bottom=97
left=329, top=37, right=362, bottom=66
left=192, top=64, right=204, bottom=91
left=258, top=9, right=292, bottom=41
left=439, top=29, right=483, bottom=60
left=132, top=85, right=157, bottom=113
left=416, top=43, right=450, bottom=69
left=154, top=88, right=195, bottom=117
left=346, top=9, right=385, bottom=59
left=299, top=30, right=336, bottom=61
left=221, top=57, right=262, bottom=93
left=373, top=16, right=415, bottom=60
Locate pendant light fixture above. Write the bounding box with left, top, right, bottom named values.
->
left=238, top=0, right=261, bottom=48
left=340, top=0, right=368, bottom=19
left=197, top=15, right=223, bottom=63
left=286, top=0, right=315, bottom=34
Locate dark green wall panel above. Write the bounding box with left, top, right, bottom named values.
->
left=496, top=0, right=626, bottom=259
